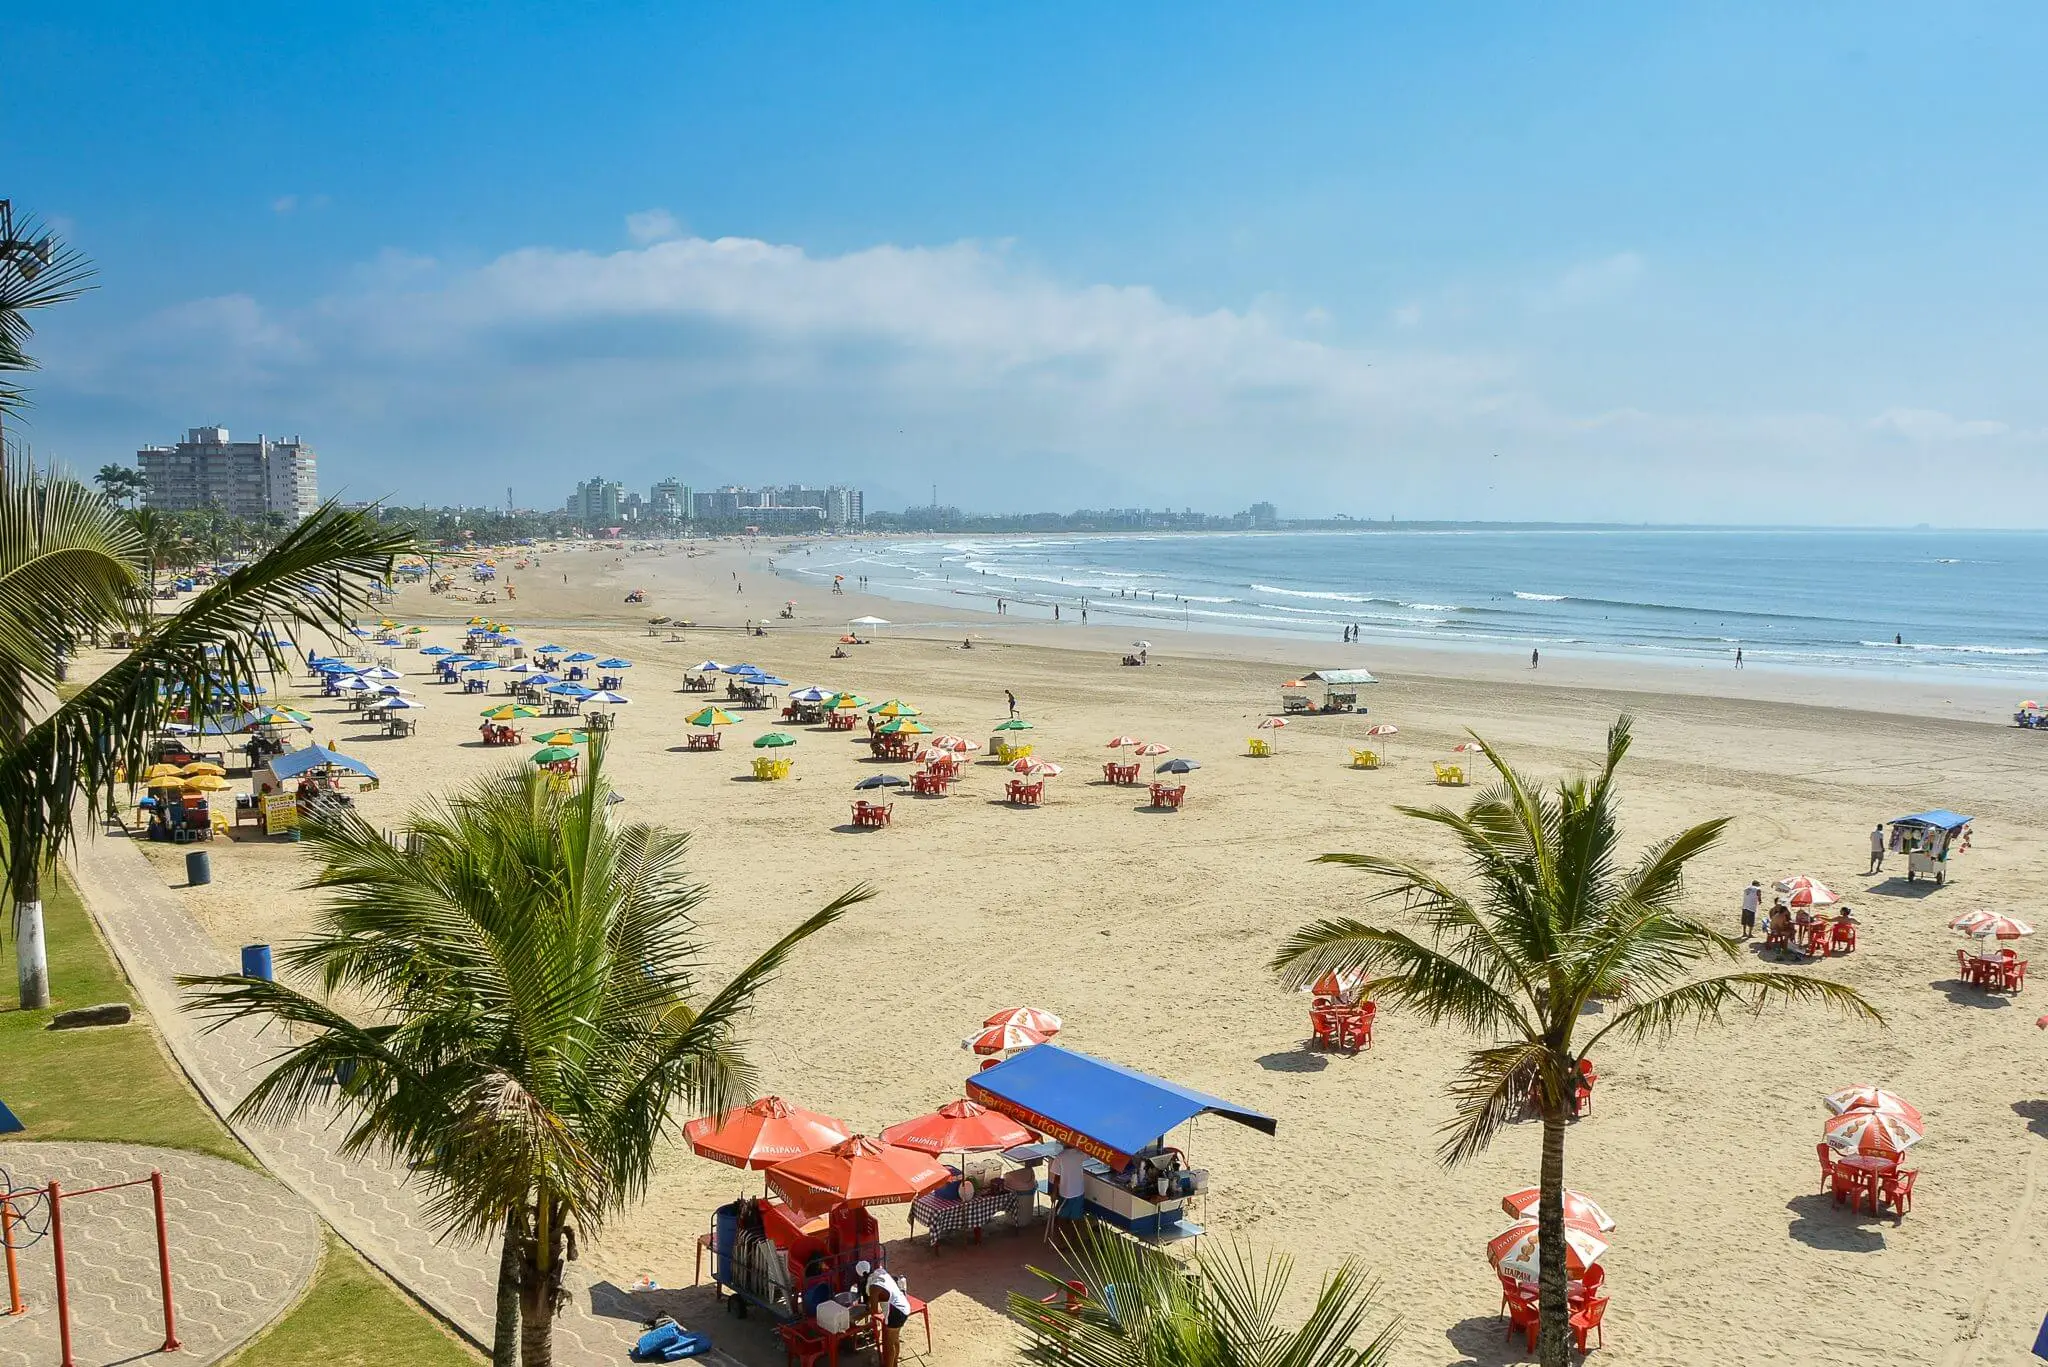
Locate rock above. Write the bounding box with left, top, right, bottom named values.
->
left=47, top=1002, right=132, bottom=1030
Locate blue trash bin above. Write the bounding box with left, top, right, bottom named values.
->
left=240, top=943, right=274, bottom=980
left=185, top=850, right=211, bottom=885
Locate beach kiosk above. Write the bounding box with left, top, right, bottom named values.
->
left=1889, top=809, right=1972, bottom=886
left=966, top=1045, right=1275, bottom=1240
left=1280, top=669, right=1377, bottom=715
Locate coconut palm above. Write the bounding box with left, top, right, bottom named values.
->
left=0, top=198, right=94, bottom=464
left=0, top=469, right=408, bottom=1008
left=180, top=741, right=865, bottom=1367
left=1010, top=1220, right=1399, bottom=1366
left=1271, top=716, right=1878, bottom=1366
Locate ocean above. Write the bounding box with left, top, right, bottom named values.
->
left=788, top=528, right=2048, bottom=683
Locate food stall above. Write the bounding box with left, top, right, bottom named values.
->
left=966, top=1045, right=1275, bottom=1241
left=1889, top=809, right=1972, bottom=886
left=1279, top=668, right=1377, bottom=715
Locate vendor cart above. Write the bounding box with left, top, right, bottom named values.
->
left=1889, top=809, right=1972, bottom=886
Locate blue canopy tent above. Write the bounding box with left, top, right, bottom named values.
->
left=1891, top=809, right=1972, bottom=831
left=1889, top=810, right=1973, bottom=886
left=268, top=746, right=378, bottom=782
left=966, top=1045, right=1274, bottom=1168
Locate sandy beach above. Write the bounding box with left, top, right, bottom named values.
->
left=117, top=536, right=2048, bottom=1367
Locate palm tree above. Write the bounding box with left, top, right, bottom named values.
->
left=0, top=199, right=95, bottom=473
left=180, top=742, right=865, bottom=1367
left=124, top=505, right=184, bottom=602
left=1271, top=716, right=1878, bottom=1367
left=1010, top=1220, right=1399, bottom=1366
left=0, top=470, right=409, bottom=1008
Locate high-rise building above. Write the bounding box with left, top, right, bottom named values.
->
left=137, top=427, right=320, bottom=520
left=825, top=486, right=864, bottom=527
left=649, top=478, right=690, bottom=522
left=1248, top=501, right=1279, bottom=530
left=565, top=477, right=623, bottom=521
left=691, top=486, right=746, bottom=520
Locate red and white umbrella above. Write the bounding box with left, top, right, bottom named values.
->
left=1487, top=1219, right=1608, bottom=1282
left=1257, top=717, right=1288, bottom=730
left=1105, top=736, right=1143, bottom=750
left=1009, top=757, right=1062, bottom=777
left=965, top=1020, right=1052, bottom=1055
left=1132, top=741, right=1171, bottom=756
left=1824, top=1107, right=1924, bottom=1158
left=984, top=1005, right=1063, bottom=1034
left=1949, top=911, right=2034, bottom=940
left=1499, top=1188, right=1617, bottom=1234
left=1774, top=875, right=1839, bottom=908
left=1452, top=741, right=1485, bottom=753
left=1822, top=1086, right=1923, bottom=1126
left=1300, top=967, right=1367, bottom=1000
left=1365, top=724, right=1399, bottom=738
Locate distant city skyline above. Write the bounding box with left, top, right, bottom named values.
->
left=13, top=7, right=2048, bottom=524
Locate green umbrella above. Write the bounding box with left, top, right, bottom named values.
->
left=532, top=729, right=590, bottom=745
left=687, top=705, right=739, bottom=728
left=877, top=718, right=931, bottom=735
left=480, top=703, right=540, bottom=719
left=824, top=692, right=870, bottom=711
left=753, top=732, right=799, bottom=749
left=993, top=718, right=1034, bottom=731
left=530, top=745, right=578, bottom=765
left=868, top=699, right=920, bottom=717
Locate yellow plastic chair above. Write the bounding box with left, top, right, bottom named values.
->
left=1247, top=737, right=1272, bottom=757
left=751, top=757, right=775, bottom=780
left=1350, top=748, right=1380, bottom=769
left=1433, top=762, right=1466, bottom=786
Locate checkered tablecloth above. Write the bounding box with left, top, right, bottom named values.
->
left=909, top=1186, right=1034, bottom=1239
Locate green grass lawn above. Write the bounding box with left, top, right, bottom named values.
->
left=0, top=869, right=478, bottom=1366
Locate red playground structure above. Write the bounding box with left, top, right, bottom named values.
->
left=2, top=1163, right=181, bottom=1366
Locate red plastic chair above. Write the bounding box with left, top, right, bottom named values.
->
left=1572, top=1084, right=1594, bottom=1117
left=1815, top=1142, right=1836, bottom=1194
left=1310, top=1010, right=1340, bottom=1049
left=779, top=1321, right=831, bottom=1367
left=1040, top=1278, right=1087, bottom=1313
left=903, top=1294, right=933, bottom=1353
left=1570, top=1294, right=1608, bottom=1351
left=1506, top=1291, right=1540, bottom=1350
left=1881, top=1168, right=1918, bottom=1215
left=1339, top=1010, right=1373, bottom=1052
left=1831, top=922, right=1857, bottom=951
left=1497, top=1273, right=1534, bottom=1319
left=2008, top=960, right=2029, bottom=993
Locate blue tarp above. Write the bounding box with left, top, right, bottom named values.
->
left=966, top=1045, right=1275, bottom=1168
left=269, top=745, right=378, bottom=782
left=1892, top=810, right=1973, bottom=830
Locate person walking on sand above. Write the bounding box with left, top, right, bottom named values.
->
left=1735, top=646, right=1743, bottom=669
left=1005, top=689, right=1018, bottom=719
left=1868, top=822, right=1887, bottom=874
left=1740, top=879, right=1762, bottom=938
left=1530, top=647, right=1540, bottom=669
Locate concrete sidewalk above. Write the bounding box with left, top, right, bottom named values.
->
left=67, top=827, right=736, bottom=1366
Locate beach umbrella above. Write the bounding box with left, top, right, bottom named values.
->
left=1487, top=1220, right=1607, bottom=1282
left=146, top=776, right=188, bottom=792
left=506, top=662, right=538, bottom=674
left=247, top=707, right=313, bottom=726
left=1365, top=724, right=1399, bottom=737
left=854, top=773, right=908, bottom=790
left=748, top=676, right=790, bottom=688
left=1301, top=967, right=1367, bottom=1000
left=462, top=660, right=499, bottom=672
left=1132, top=641, right=1151, bottom=649
left=532, top=729, right=590, bottom=746
left=581, top=690, right=632, bottom=706
left=1949, top=911, right=2034, bottom=940
left=523, top=673, right=560, bottom=687
left=881, top=1099, right=1036, bottom=1157
left=965, top=1020, right=1052, bottom=1055
left=1822, top=1087, right=1924, bottom=1126
left=765, top=1135, right=948, bottom=1220
left=1008, top=757, right=1061, bottom=777
left=374, top=684, right=413, bottom=697
left=179, top=761, right=226, bottom=777
left=1452, top=740, right=1484, bottom=753
left=547, top=682, right=591, bottom=697
left=869, top=700, right=920, bottom=717
left=1500, top=1189, right=1617, bottom=1235
left=421, top=645, right=452, bottom=656
left=481, top=704, right=540, bottom=720
left=790, top=686, right=829, bottom=703
left=141, top=763, right=185, bottom=780
left=369, top=697, right=426, bottom=710
left=181, top=774, right=229, bottom=792
left=498, top=637, right=524, bottom=647
left=565, top=651, right=597, bottom=663
left=536, top=644, right=565, bottom=655
left=877, top=718, right=931, bottom=736
left=693, top=660, right=725, bottom=672
left=992, top=718, right=1033, bottom=732
left=335, top=676, right=373, bottom=692
left=721, top=662, right=757, bottom=674
left=753, top=733, right=798, bottom=749
left=1132, top=741, right=1171, bottom=757
left=530, top=745, right=578, bottom=765
left=686, top=706, right=739, bottom=728
left=984, top=1006, right=1063, bottom=1034
left=360, top=666, right=402, bottom=680
left=594, top=657, right=630, bottom=669
left=1823, top=1107, right=1923, bottom=1158
left=1774, top=875, right=1839, bottom=909
left=826, top=692, right=870, bottom=711
left=1155, top=757, right=1201, bottom=774
left=1106, top=736, right=1143, bottom=750
left=684, top=1096, right=851, bottom=1171
left=406, top=626, right=427, bottom=635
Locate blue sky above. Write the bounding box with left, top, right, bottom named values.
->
left=12, top=5, right=2048, bottom=522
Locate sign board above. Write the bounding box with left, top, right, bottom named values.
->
left=261, top=793, right=300, bottom=835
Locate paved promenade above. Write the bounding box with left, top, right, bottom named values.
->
left=0, top=1140, right=321, bottom=1366
left=65, top=828, right=737, bottom=1365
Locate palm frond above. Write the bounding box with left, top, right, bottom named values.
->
left=1438, top=1040, right=1551, bottom=1168
left=1581, top=969, right=1883, bottom=1055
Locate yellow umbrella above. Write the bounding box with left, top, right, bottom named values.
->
left=869, top=700, right=920, bottom=718
left=180, top=761, right=226, bottom=777
left=687, top=706, right=739, bottom=728
left=182, top=774, right=229, bottom=792
left=141, top=763, right=184, bottom=780
left=146, top=777, right=188, bottom=791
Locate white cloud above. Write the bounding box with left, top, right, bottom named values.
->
left=1868, top=407, right=2010, bottom=441
left=1529, top=252, right=1645, bottom=310
left=270, top=195, right=298, bottom=215
left=625, top=208, right=684, bottom=244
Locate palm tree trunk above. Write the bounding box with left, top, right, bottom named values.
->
left=517, top=1196, right=565, bottom=1367
left=493, top=1207, right=523, bottom=1367
left=1537, top=1104, right=1570, bottom=1367
left=12, top=856, right=47, bottom=1010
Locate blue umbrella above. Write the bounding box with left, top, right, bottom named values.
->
left=314, top=661, right=358, bottom=674
left=498, top=636, right=524, bottom=646
left=693, top=660, right=724, bottom=672
left=547, top=682, right=592, bottom=697
left=463, top=660, right=499, bottom=672
left=1155, top=757, right=1202, bottom=774
left=790, top=686, right=829, bottom=703
left=749, top=676, right=789, bottom=688
left=564, top=651, right=597, bottom=663
left=583, top=690, right=632, bottom=706
left=421, top=645, right=452, bottom=656
left=597, top=657, right=632, bottom=669
left=536, top=644, right=566, bottom=654
left=722, top=662, right=758, bottom=674
left=524, top=672, right=560, bottom=687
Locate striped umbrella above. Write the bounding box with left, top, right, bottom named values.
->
left=869, top=700, right=920, bottom=717
left=877, top=718, right=931, bottom=735
left=1823, top=1107, right=1923, bottom=1158
left=1774, top=875, right=1839, bottom=908
left=1302, top=967, right=1368, bottom=1000
left=1132, top=741, right=1172, bottom=756
left=1500, top=1188, right=1617, bottom=1234
left=1365, top=724, right=1399, bottom=737
left=1452, top=740, right=1484, bottom=753
left=1822, top=1087, right=1924, bottom=1126
left=686, top=706, right=739, bottom=728
left=1257, top=717, right=1288, bottom=730
left=1009, top=757, right=1062, bottom=777
left=965, top=1021, right=1052, bottom=1055
left=1487, top=1220, right=1608, bottom=1282
left=984, top=1006, right=1063, bottom=1035
left=1949, top=911, right=2034, bottom=940
left=1105, top=736, right=1143, bottom=750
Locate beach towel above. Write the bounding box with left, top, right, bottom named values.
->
left=633, top=1318, right=714, bottom=1361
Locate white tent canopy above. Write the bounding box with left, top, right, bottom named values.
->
left=847, top=616, right=891, bottom=628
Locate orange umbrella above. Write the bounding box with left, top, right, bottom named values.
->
left=880, top=1099, right=1035, bottom=1155
left=766, top=1135, right=950, bottom=1219
left=683, top=1096, right=851, bottom=1170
